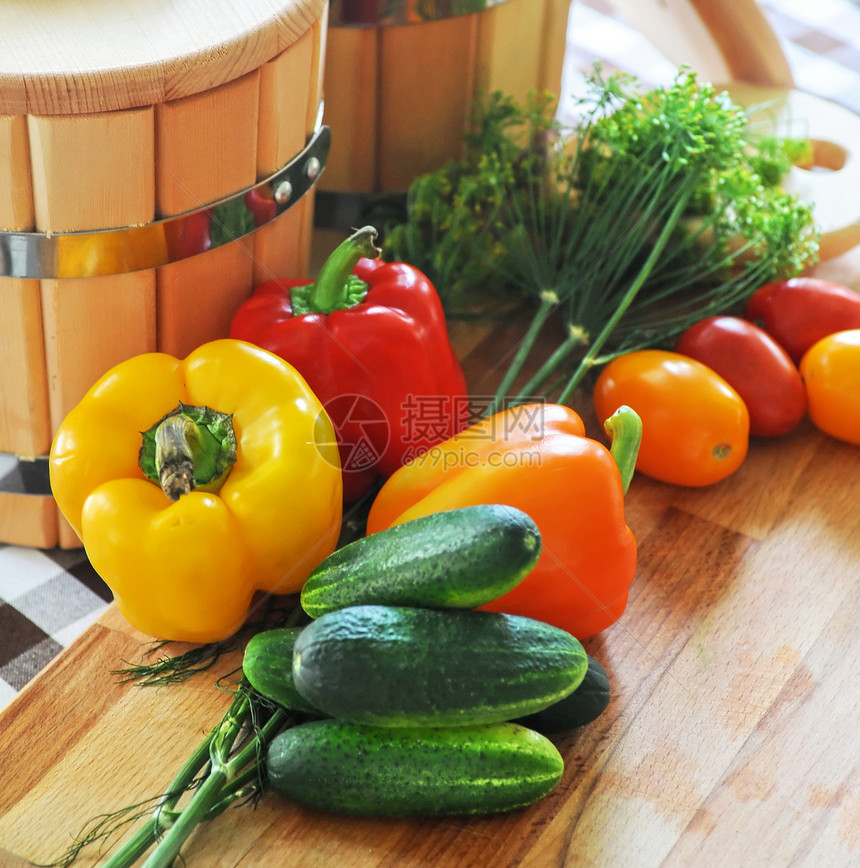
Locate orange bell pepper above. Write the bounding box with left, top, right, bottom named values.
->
left=366, top=403, right=641, bottom=638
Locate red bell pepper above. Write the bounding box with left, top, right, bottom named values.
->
left=229, top=227, right=469, bottom=502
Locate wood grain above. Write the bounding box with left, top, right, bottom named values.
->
left=0, top=115, right=50, bottom=461
left=320, top=0, right=570, bottom=196
left=154, top=71, right=260, bottom=359
left=0, top=249, right=858, bottom=865
left=251, top=24, right=322, bottom=285
left=0, top=0, right=328, bottom=116
left=30, top=107, right=158, bottom=549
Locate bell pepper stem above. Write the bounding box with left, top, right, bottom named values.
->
left=305, top=225, right=382, bottom=314
left=140, top=403, right=237, bottom=501
left=603, top=405, right=642, bottom=495
left=154, top=414, right=198, bottom=500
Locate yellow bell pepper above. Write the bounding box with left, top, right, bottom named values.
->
left=49, top=339, right=343, bottom=643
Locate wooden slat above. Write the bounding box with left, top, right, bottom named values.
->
left=155, top=70, right=260, bottom=357
left=0, top=115, right=57, bottom=547
left=0, top=113, right=34, bottom=229
left=0, top=492, right=58, bottom=549
left=25, top=107, right=157, bottom=548
left=251, top=26, right=319, bottom=284
left=318, top=26, right=379, bottom=193
left=0, top=115, right=51, bottom=460
left=538, top=0, right=575, bottom=95
left=473, top=0, right=550, bottom=100
left=377, top=16, right=477, bottom=190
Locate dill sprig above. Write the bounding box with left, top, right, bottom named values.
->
left=111, top=595, right=300, bottom=687
left=381, top=66, right=819, bottom=410
left=110, top=483, right=377, bottom=689
left=38, top=682, right=292, bottom=868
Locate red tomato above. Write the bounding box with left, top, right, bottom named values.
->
left=744, top=277, right=860, bottom=363
left=593, top=350, right=749, bottom=487
left=800, top=329, right=860, bottom=446
left=675, top=316, right=806, bottom=437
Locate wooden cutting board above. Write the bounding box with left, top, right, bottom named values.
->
left=1, top=251, right=859, bottom=866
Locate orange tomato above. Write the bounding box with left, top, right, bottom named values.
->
left=593, top=350, right=749, bottom=486
left=799, top=329, right=860, bottom=445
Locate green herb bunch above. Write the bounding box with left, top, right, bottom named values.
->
left=382, top=66, right=819, bottom=410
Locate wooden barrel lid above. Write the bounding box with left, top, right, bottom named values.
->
left=0, top=0, right=327, bottom=116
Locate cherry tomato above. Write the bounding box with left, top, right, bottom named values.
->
left=593, top=350, right=749, bottom=487
left=675, top=316, right=806, bottom=437
left=799, top=329, right=860, bottom=445
left=744, top=277, right=860, bottom=363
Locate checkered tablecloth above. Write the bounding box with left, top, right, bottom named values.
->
left=563, top=0, right=860, bottom=115
left=2, top=0, right=859, bottom=714
left=0, top=542, right=111, bottom=710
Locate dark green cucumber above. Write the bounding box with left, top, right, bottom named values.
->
left=266, top=719, right=563, bottom=817
left=513, top=655, right=611, bottom=734
left=300, top=504, right=541, bottom=618
left=292, top=604, right=587, bottom=726
left=242, top=628, right=321, bottom=715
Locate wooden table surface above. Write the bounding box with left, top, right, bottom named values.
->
left=1, top=248, right=859, bottom=868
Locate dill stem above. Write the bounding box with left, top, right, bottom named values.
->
left=557, top=183, right=696, bottom=405
left=488, top=290, right=558, bottom=416
left=141, top=764, right=229, bottom=868
left=101, top=695, right=290, bottom=868
left=228, top=706, right=290, bottom=771
left=139, top=694, right=250, bottom=868
left=100, top=822, right=162, bottom=868
left=100, top=724, right=215, bottom=868
left=509, top=325, right=586, bottom=404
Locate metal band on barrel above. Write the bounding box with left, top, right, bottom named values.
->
left=0, top=125, right=331, bottom=280
left=328, top=0, right=511, bottom=27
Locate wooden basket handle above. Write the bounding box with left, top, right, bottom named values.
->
left=607, top=0, right=795, bottom=87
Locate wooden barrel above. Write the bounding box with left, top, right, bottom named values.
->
left=316, top=0, right=572, bottom=231
left=0, top=0, right=329, bottom=548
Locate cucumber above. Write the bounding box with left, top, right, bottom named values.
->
left=513, top=655, right=611, bottom=734
left=242, top=628, right=321, bottom=715
left=292, top=604, right=587, bottom=726
left=300, top=504, right=541, bottom=618
left=266, top=719, right=563, bottom=817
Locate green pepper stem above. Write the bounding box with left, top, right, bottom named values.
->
left=305, top=225, right=381, bottom=313
left=603, top=405, right=642, bottom=495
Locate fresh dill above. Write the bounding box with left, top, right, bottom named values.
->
left=381, top=66, right=820, bottom=410
left=39, top=682, right=293, bottom=868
